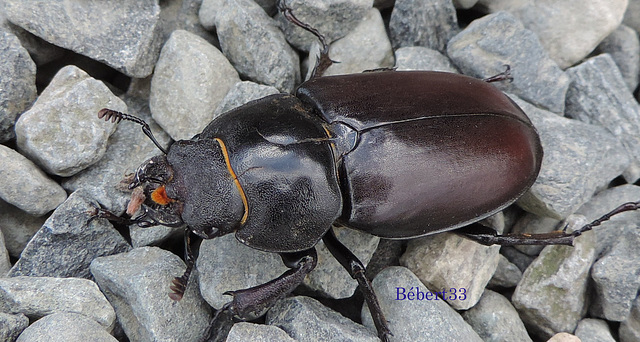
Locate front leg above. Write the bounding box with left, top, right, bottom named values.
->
left=205, top=248, right=317, bottom=340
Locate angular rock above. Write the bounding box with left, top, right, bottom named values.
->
left=574, top=318, right=616, bottom=342
left=5, top=0, right=162, bottom=77
left=596, top=25, right=640, bottom=91
left=0, top=199, right=47, bottom=258
left=267, top=296, right=378, bottom=342
left=200, top=0, right=278, bottom=30
left=389, top=0, right=459, bottom=52
left=276, top=0, right=373, bottom=52
left=511, top=218, right=596, bottom=340
left=620, top=295, right=640, bottom=342
left=62, top=96, right=171, bottom=218
left=0, top=312, right=28, bottom=342
left=7, top=189, right=131, bottom=278
left=226, top=322, right=295, bottom=342
left=447, top=12, right=569, bottom=113
left=217, top=0, right=300, bottom=92
left=511, top=0, right=627, bottom=68
left=512, top=97, right=630, bottom=219
left=0, top=229, right=10, bottom=275
left=90, top=247, right=211, bottom=342
left=589, top=230, right=640, bottom=321
left=400, top=232, right=500, bottom=310
left=197, top=234, right=288, bottom=309
left=14, top=65, right=126, bottom=177
left=394, top=46, right=459, bottom=72
left=487, top=253, right=522, bottom=289
left=150, top=29, right=239, bottom=141
left=361, top=266, right=482, bottom=341
left=0, top=29, right=36, bottom=143
left=159, top=0, right=218, bottom=46
left=307, top=8, right=393, bottom=77
left=0, top=276, right=115, bottom=331
left=15, top=312, right=117, bottom=342
left=462, top=289, right=533, bottom=342
left=565, top=54, right=640, bottom=183
left=0, top=145, right=66, bottom=217
left=214, top=81, right=280, bottom=116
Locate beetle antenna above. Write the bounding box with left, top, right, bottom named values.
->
left=98, top=108, right=168, bottom=154
left=278, top=0, right=335, bottom=78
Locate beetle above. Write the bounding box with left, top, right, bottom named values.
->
left=92, top=3, right=640, bottom=341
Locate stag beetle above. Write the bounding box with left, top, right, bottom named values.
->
left=93, top=3, right=640, bottom=341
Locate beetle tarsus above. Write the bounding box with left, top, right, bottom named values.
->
left=170, top=229, right=197, bottom=301
left=483, top=65, right=513, bottom=83
left=323, top=228, right=392, bottom=341
left=278, top=0, right=333, bottom=78
left=98, top=108, right=168, bottom=154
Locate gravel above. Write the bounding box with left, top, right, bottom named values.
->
left=1, top=0, right=640, bottom=341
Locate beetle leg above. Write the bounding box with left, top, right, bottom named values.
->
left=323, top=228, right=392, bottom=342
left=169, top=229, right=196, bottom=301
left=460, top=200, right=640, bottom=246
left=483, top=65, right=513, bottom=83
left=278, top=0, right=334, bottom=78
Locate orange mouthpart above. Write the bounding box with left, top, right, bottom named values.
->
left=151, top=185, right=174, bottom=205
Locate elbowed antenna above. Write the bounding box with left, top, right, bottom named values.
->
left=98, top=108, right=168, bottom=154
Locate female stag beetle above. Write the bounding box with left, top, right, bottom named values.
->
left=92, top=3, right=640, bottom=341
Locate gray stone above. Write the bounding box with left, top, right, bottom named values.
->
left=623, top=0, right=640, bottom=33
left=2, top=22, right=65, bottom=66
left=15, top=312, right=117, bottom=342
left=453, top=0, right=478, bottom=9
left=574, top=318, right=616, bottom=342
left=15, top=65, right=126, bottom=177
left=447, top=12, right=569, bottom=114
left=0, top=312, right=28, bottom=342
left=596, top=25, right=640, bottom=91
left=227, top=322, right=295, bottom=342
left=199, top=0, right=278, bottom=30
left=475, top=0, right=530, bottom=12
left=0, top=199, right=46, bottom=258
left=90, top=247, right=211, bottom=342
left=575, top=184, right=640, bottom=257
left=0, top=29, right=36, bottom=143
left=500, top=246, right=535, bottom=273
left=0, top=229, right=10, bottom=275
left=400, top=232, right=500, bottom=310
left=487, top=253, right=522, bottom=289
left=216, top=0, right=300, bottom=92
left=306, top=226, right=379, bottom=299
left=159, top=0, right=218, bottom=47
left=0, top=276, right=115, bottom=331
left=7, top=189, right=131, bottom=279
left=511, top=0, right=627, bottom=68
left=511, top=217, right=596, bottom=340
left=276, top=0, right=373, bottom=52
left=267, top=296, right=379, bottom=342
left=5, top=0, right=162, bottom=77
left=589, top=230, right=640, bottom=321
left=0, top=145, right=66, bottom=217
left=546, top=333, right=581, bottom=342
left=565, top=54, right=640, bottom=183
left=462, top=289, right=533, bottom=342
left=389, top=0, right=459, bottom=53
left=620, top=296, right=640, bottom=342
left=512, top=97, right=630, bottom=219
left=307, top=8, right=393, bottom=77
left=197, top=234, right=287, bottom=309
left=361, top=266, right=482, bottom=342
left=62, top=96, right=171, bottom=219
left=394, top=46, right=459, bottom=72
left=150, top=29, right=239, bottom=141
left=214, top=81, right=280, bottom=116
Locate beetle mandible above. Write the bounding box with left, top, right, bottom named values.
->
left=92, top=2, right=640, bottom=341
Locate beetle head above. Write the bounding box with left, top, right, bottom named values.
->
left=129, top=155, right=173, bottom=189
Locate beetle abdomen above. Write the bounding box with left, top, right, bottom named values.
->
left=297, top=71, right=542, bottom=238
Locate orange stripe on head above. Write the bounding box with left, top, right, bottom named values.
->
left=214, top=137, right=249, bottom=225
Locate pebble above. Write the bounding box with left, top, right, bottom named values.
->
left=0, top=29, right=36, bottom=143
left=0, top=276, right=115, bottom=331
left=620, top=296, right=640, bottom=342
left=0, top=312, right=28, bottom=342
left=487, top=253, right=522, bottom=289
left=574, top=318, right=616, bottom=342
left=14, top=65, right=125, bottom=177
left=90, top=247, right=212, bottom=342
left=15, top=312, right=117, bottom=342
left=389, top=0, right=459, bottom=52
left=4, top=0, right=162, bottom=77
left=214, top=81, right=280, bottom=116
left=596, top=24, right=640, bottom=92
left=226, top=322, right=296, bottom=342
left=394, top=46, right=459, bottom=72
left=0, top=199, right=46, bottom=258
left=0, top=230, right=9, bottom=275
left=150, top=29, right=239, bottom=141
